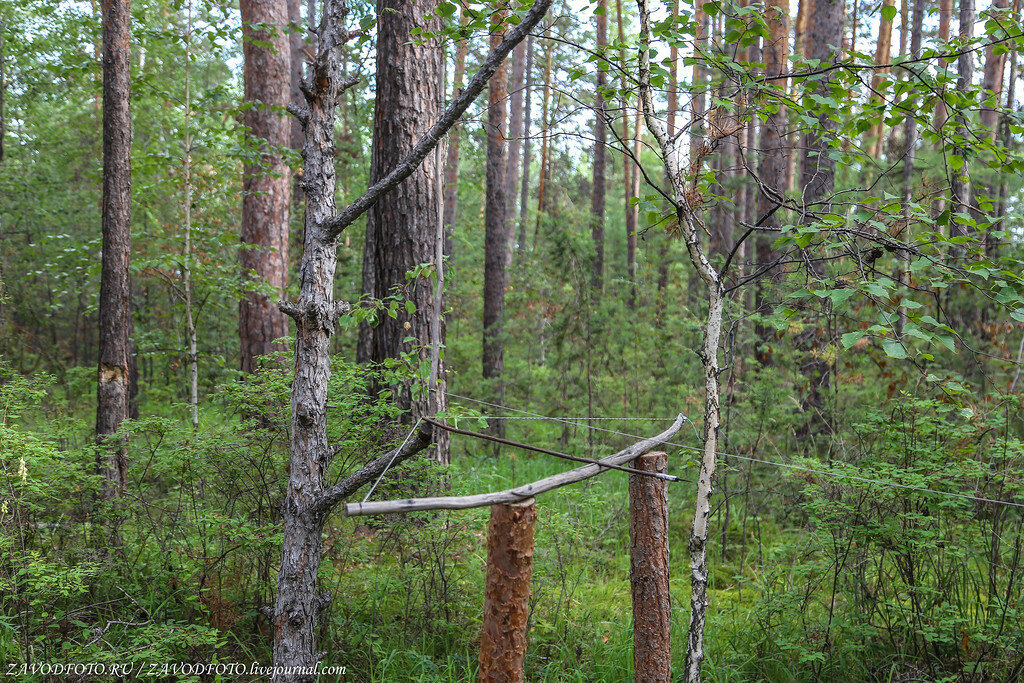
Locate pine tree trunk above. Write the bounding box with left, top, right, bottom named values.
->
left=240, top=0, right=291, bottom=374
left=442, top=8, right=468, bottom=255
left=950, top=0, right=974, bottom=238
left=755, top=0, right=789, bottom=363
left=97, top=0, right=132, bottom=498
left=483, top=8, right=509, bottom=409
left=360, top=0, right=448, bottom=462
left=800, top=0, right=843, bottom=214
left=535, top=39, right=553, bottom=236
left=507, top=40, right=526, bottom=253
left=590, top=0, right=608, bottom=294
left=518, top=36, right=534, bottom=249
left=867, top=0, right=895, bottom=158
left=617, top=0, right=637, bottom=304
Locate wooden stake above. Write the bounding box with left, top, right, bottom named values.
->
left=630, top=451, right=670, bottom=682
left=479, top=498, right=537, bottom=683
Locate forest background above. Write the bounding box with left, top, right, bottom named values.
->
left=2, top=0, right=1024, bottom=679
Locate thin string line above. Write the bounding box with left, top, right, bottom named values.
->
left=439, top=390, right=1024, bottom=510
left=362, top=418, right=423, bottom=504
left=457, top=414, right=680, bottom=421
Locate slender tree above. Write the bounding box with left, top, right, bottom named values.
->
left=239, top=0, right=291, bottom=374
left=507, top=40, right=526, bottom=252
left=755, top=0, right=790, bottom=341
left=183, top=0, right=198, bottom=430
left=617, top=0, right=637, bottom=303
left=96, top=0, right=132, bottom=497
left=483, top=5, right=509, bottom=427
left=442, top=6, right=469, bottom=250
left=535, top=37, right=553, bottom=234
left=590, top=0, right=608, bottom=293
left=359, top=0, right=448, bottom=462
left=518, top=35, right=534, bottom=249
left=867, top=0, right=895, bottom=158
left=637, top=2, right=726, bottom=676
left=950, top=0, right=975, bottom=238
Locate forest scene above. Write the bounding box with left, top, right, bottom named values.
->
left=3, top=0, right=1024, bottom=679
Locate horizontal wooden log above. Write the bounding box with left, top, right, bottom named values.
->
left=345, top=414, right=684, bottom=516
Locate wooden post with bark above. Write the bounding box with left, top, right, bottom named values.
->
left=630, top=451, right=670, bottom=682
left=478, top=498, right=537, bottom=683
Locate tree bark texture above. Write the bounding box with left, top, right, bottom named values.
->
left=799, top=0, right=843, bottom=216
left=518, top=35, right=534, bottom=248
left=483, top=12, right=508, bottom=390
left=288, top=0, right=306, bottom=153
left=535, top=39, right=553, bottom=234
left=358, top=0, right=448, bottom=460
left=478, top=499, right=537, bottom=683
left=867, top=0, right=895, bottom=159
left=96, top=0, right=132, bottom=497
left=590, top=0, right=607, bottom=294
left=950, top=0, right=974, bottom=238
left=506, top=40, right=526, bottom=251
left=630, top=452, right=670, bottom=683
left=240, top=0, right=291, bottom=374
left=981, top=0, right=1011, bottom=134
left=616, top=0, right=637, bottom=304
left=443, top=10, right=469, bottom=251
left=754, top=0, right=789, bottom=362
left=271, top=3, right=348, bottom=676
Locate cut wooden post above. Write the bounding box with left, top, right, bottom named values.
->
left=630, top=451, right=670, bottom=682
left=478, top=498, right=537, bottom=682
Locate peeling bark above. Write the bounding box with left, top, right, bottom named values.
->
left=478, top=499, right=536, bottom=682
left=630, top=452, right=670, bottom=682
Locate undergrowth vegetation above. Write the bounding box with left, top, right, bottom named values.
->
left=3, top=339, right=1023, bottom=680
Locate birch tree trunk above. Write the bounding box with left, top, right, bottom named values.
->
left=637, top=2, right=724, bottom=679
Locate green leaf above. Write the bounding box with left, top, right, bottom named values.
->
left=1011, top=309, right=1024, bottom=322
left=827, top=288, right=856, bottom=306
left=881, top=4, right=898, bottom=23
left=841, top=331, right=866, bottom=349
left=882, top=339, right=908, bottom=359
left=405, top=300, right=416, bottom=315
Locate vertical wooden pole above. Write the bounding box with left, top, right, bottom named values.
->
left=630, top=452, right=670, bottom=682
left=479, top=498, right=537, bottom=682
